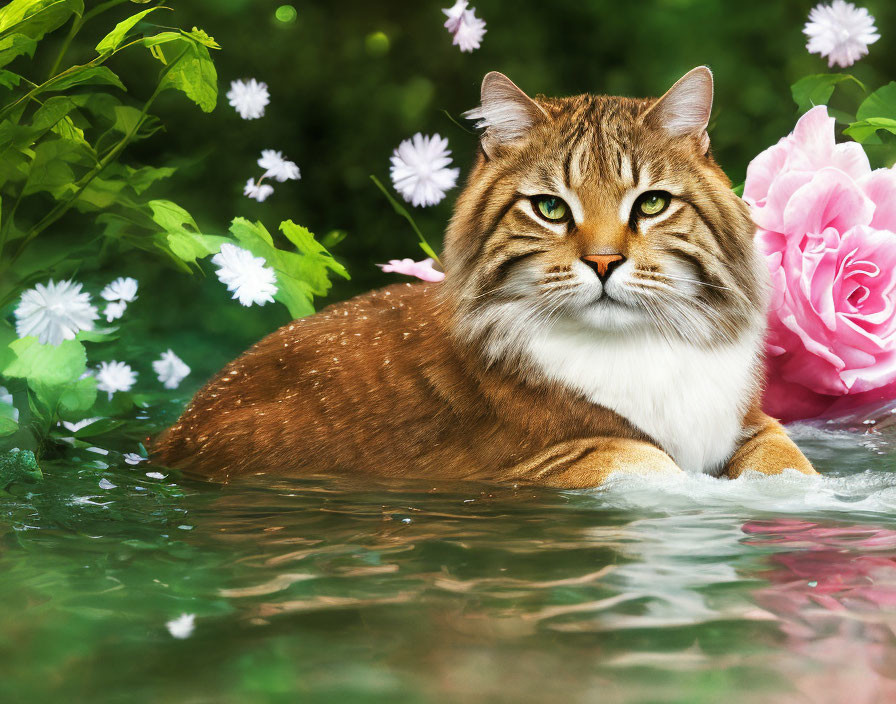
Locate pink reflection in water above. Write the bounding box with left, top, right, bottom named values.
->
left=743, top=519, right=896, bottom=703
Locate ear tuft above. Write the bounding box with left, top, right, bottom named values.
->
left=463, top=72, right=548, bottom=156
left=645, top=66, right=713, bottom=152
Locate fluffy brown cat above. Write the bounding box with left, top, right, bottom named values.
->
left=154, top=67, right=817, bottom=486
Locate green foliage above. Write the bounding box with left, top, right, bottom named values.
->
left=229, top=218, right=349, bottom=318
left=0, top=1, right=348, bottom=458
left=0, top=447, right=42, bottom=491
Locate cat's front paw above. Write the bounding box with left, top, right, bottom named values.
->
left=726, top=433, right=817, bottom=479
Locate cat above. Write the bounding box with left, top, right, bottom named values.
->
left=153, top=67, right=817, bottom=486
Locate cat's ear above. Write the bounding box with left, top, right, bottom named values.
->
left=644, top=66, right=713, bottom=153
left=463, top=72, right=548, bottom=157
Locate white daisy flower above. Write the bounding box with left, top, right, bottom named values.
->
left=0, top=386, right=18, bottom=424
left=104, top=300, right=127, bottom=322
left=101, top=277, right=138, bottom=303
left=257, top=150, right=301, bottom=182
left=61, top=417, right=100, bottom=433
left=153, top=349, right=191, bottom=390
left=166, top=613, right=195, bottom=639
left=124, top=452, right=147, bottom=465
left=95, top=361, right=136, bottom=399
left=226, top=78, right=270, bottom=120
left=390, top=133, right=460, bottom=207
left=443, top=1, right=486, bottom=52
left=243, top=177, right=274, bottom=202
left=14, top=279, right=99, bottom=346
left=804, top=1, right=879, bottom=68
left=211, top=243, right=277, bottom=306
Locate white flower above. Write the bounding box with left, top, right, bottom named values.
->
left=443, top=1, right=486, bottom=52
left=124, top=452, right=147, bottom=465
left=166, top=613, right=195, bottom=639
left=153, top=349, right=191, bottom=390
left=15, top=279, right=99, bottom=346
left=212, top=243, right=278, bottom=306
left=257, top=150, right=301, bottom=182
left=804, top=1, right=879, bottom=68
left=101, top=277, right=138, bottom=303
left=226, top=78, right=269, bottom=119
left=61, top=417, right=100, bottom=433
left=95, top=361, right=136, bottom=399
left=390, top=133, right=460, bottom=207
left=243, top=178, right=274, bottom=202
left=442, top=0, right=467, bottom=32
left=0, top=386, right=18, bottom=423
left=104, top=300, right=127, bottom=322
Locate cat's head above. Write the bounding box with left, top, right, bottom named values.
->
left=441, top=68, right=767, bottom=359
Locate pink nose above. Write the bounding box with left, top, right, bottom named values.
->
left=581, top=254, right=626, bottom=281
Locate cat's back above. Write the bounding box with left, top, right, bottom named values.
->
left=153, top=282, right=449, bottom=478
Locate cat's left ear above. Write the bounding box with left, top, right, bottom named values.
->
left=644, top=66, right=713, bottom=153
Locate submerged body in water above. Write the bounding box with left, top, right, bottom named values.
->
left=154, top=68, right=815, bottom=485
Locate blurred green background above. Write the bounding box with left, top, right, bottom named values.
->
left=19, top=0, right=896, bottom=386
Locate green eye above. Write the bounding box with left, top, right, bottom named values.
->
left=637, top=192, right=670, bottom=217
left=533, top=195, right=569, bottom=222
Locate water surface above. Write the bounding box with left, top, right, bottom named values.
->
left=3, top=417, right=896, bottom=703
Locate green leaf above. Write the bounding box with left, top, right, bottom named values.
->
left=844, top=117, right=896, bottom=143
left=0, top=68, right=23, bottom=88
left=122, top=164, right=174, bottom=194
left=228, top=218, right=348, bottom=318
left=148, top=199, right=228, bottom=264
left=24, top=138, right=91, bottom=197
left=0, top=33, right=37, bottom=68
left=3, top=337, right=87, bottom=386
left=791, top=73, right=865, bottom=114
left=48, top=65, right=125, bottom=92
left=856, top=82, right=896, bottom=121
left=30, top=374, right=96, bottom=416
left=182, top=26, right=219, bottom=49
left=0, top=0, right=84, bottom=41
left=146, top=32, right=218, bottom=112
left=95, top=6, right=166, bottom=54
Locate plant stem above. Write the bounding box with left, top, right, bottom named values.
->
left=47, top=0, right=131, bottom=78
left=5, top=49, right=186, bottom=269
left=47, top=15, right=84, bottom=79
left=369, top=175, right=442, bottom=264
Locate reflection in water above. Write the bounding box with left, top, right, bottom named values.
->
left=3, top=427, right=896, bottom=702
left=744, top=520, right=896, bottom=704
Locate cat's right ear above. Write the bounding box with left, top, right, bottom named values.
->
left=463, top=72, right=548, bottom=158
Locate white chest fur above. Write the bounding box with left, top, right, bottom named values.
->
left=517, top=324, right=761, bottom=475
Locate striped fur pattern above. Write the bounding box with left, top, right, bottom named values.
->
left=154, top=68, right=816, bottom=485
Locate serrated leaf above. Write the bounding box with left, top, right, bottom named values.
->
left=0, top=33, right=36, bottom=68
left=146, top=33, right=217, bottom=112
left=149, top=199, right=228, bottom=264
left=182, top=26, right=219, bottom=49
left=95, top=6, right=166, bottom=54
left=228, top=218, right=348, bottom=318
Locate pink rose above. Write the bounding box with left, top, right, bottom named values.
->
left=377, top=257, right=445, bottom=282
left=744, top=106, right=896, bottom=422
